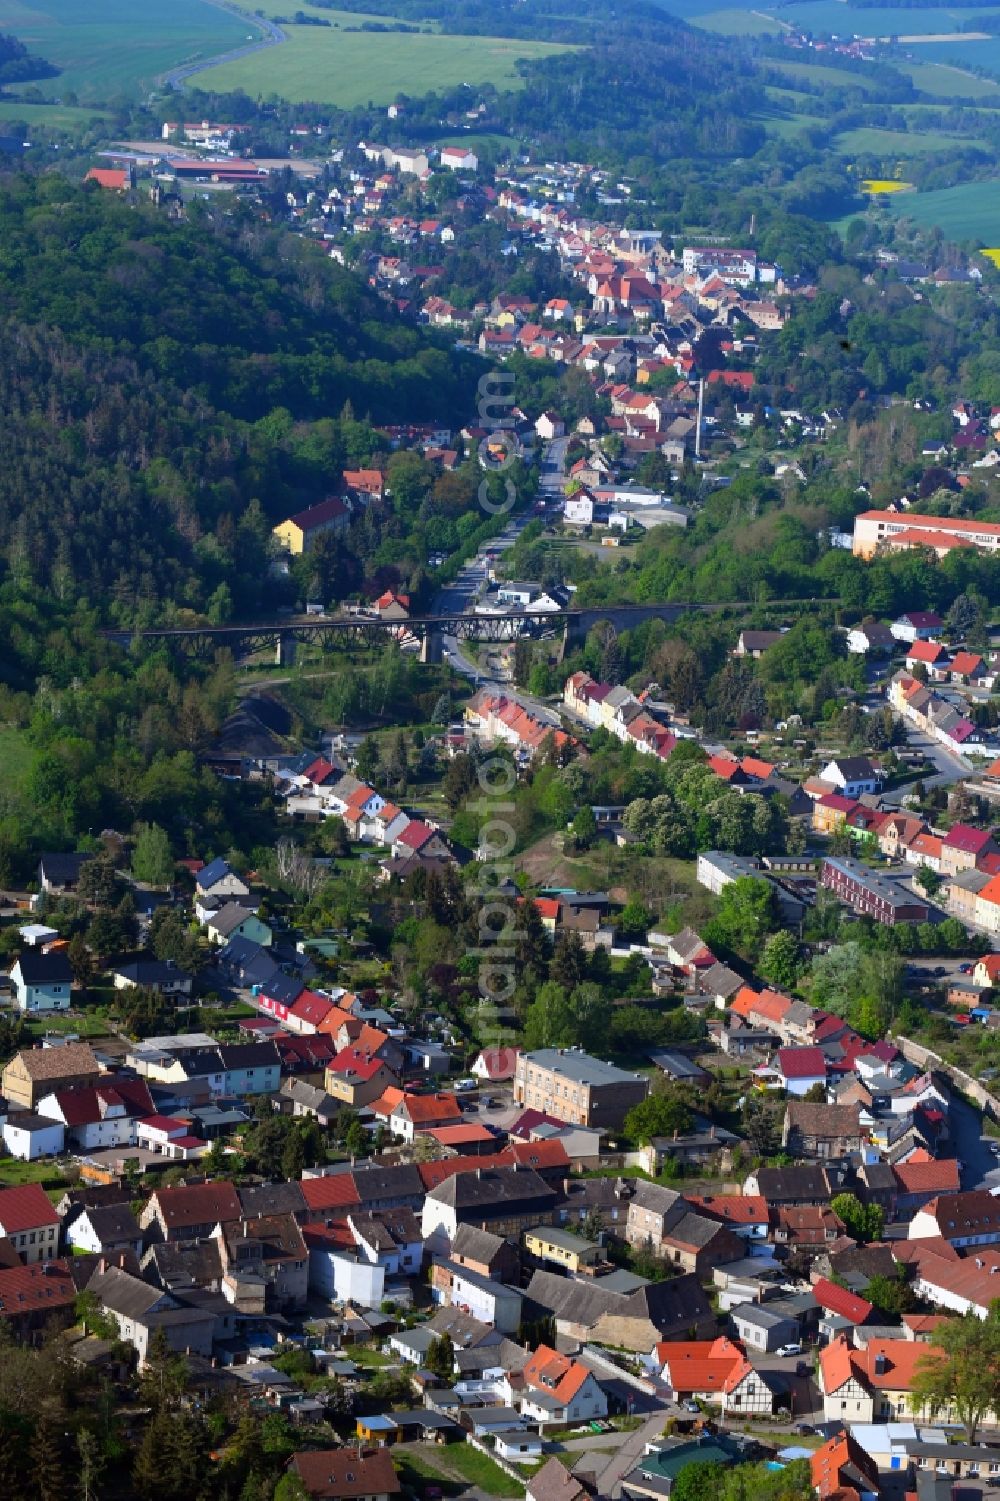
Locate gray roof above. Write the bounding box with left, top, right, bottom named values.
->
left=238, top=1182, right=307, bottom=1219
left=83, top=1204, right=141, bottom=1244
left=526, top=1268, right=620, bottom=1326
left=427, top=1165, right=555, bottom=1212
left=732, top=1303, right=793, bottom=1330
left=630, top=1181, right=682, bottom=1217
left=451, top=1224, right=508, bottom=1264
left=88, top=1265, right=165, bottom=1320
left=522, top=1048, right=646, bottom=1088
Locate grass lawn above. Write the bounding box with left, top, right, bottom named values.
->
left=25, top=1010, right=113, bottom=1039
left=0, top=97, right=111, bottom=126
left=345, top=1344, right=392, bottom=1367
left=516, top=833, right=719, bottom=925
left=0, top=724, right=34, bottom=796
left=195, top=26, right=579, bottom=107
left=901, top=59, right=1000, bottom=97
left=0, top=1158, right=66, bottom=1188
left=889, top=176, right=1000, bottom=240
left=834, top=124, right=984, bottom=155
left=398, top=1443, right=525, bottom=1498
left=0, top=0, right=249, bottom=101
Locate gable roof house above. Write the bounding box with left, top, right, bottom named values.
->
left=654, top=1335, right=775, bottom=1417
left=2, top=1043, right=102, bottom=1110
left=421, top=1165, right=557, bottom=1257
left=288, top=1448, right=401, bottom=1501
left=0, top=1183, right=61, bottom=1264
left=515, top=1345, right=608, bottom=1426
left=139, top=1181, right=243, bottom=1245
left=86, top=1263, right=217, bottom=1367
left=782, top=1100, right=865, bottom=1160
left=10, top=950, right=73, bottom=1014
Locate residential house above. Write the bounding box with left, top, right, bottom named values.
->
left=388, top=1091, right=462, bottom=1142
left=10, top=950, right=73, bottom=1013
left=891, top=611, right=946, bottom=644
left=272, top=496, right=350, bottom=556
left=821, top=857, right=932, bottom=925
left=37, top=853, right=90, bottom=895
left=421, top=1165, right=557, bottom=1255
left=820, top=757, right=881, bottom=798
left=811, top=1432, right=879, bottom=1499
left=139, top=1181, right=243, bottom=1244
left=205, top=904, right=273, bottom=947
left=2, top=1043, right=102, bottom=1110
left=86, top=1263, right=216, bottom=1366
left=195, top=858, right=250, bottom=902
left=325, top=1050, right=399, bottom=1110
left=655, top=1336, right=775, bottom=1417
left=846, top=623, right=896, bottom=656
left=287, top=1448, right=401, bottom=1501
left=1, top=1112, right=65, bottom=1161
left=66, top=1204, right=143, bottom=1258
left=517, top=1345, right=608, bottom=1425
left=909, top=1189, right=1000, bottom=1247
left=733, top=630, right=784, bottom=658
left=782, top=1100, right=865, bottom=1160
left=0, top=1184, right=61, bottom=1263
left=940, top=824, right=998, bottom=877
left=0, top=1260, right=76, bottom=1339
left=111, top=959, right=193, bottom=997
left=430, top=1258, right=522, bottom=1334
left=775, top=1046, right=827, bottom=1097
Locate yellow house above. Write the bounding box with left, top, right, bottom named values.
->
left=524, top=1225, right=602, bottom=1273
left=273, top=496, right=349, bottom=556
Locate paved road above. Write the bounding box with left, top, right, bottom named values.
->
left=881, top=726, right=972, bottom=809
left=434, top=437, right=568, bottom=725
left=949, top=1089, right=1000, bottom=1191
left=161, top=0, right=284, bottom=89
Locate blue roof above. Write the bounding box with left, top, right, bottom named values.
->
left=198, top=857, right=233, bottom=890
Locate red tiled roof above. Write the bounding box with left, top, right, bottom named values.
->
left=300, top=1175, right=362, bottom=1213
left=0, top=1258, right=75, bottom=1318
left=906, top=640, right=948, bottom=664
left=394, top=1091, right=462, bottom=1125
left=326, top=1048, right=389, bottom=1082
left=85, top=168, right=127, bottom=190
left=944, top=824, right=995, bottom=854
left=150, top=1181, right=241, bottom=1229
left=893, top=1158, right=959, bottom=1195
left=288, top=496, right=348, bottom=532
left=396, top=820, right=434, bottom=851
left=812, top=1275, right=873, bottom=1323
left=0, top=1184, right=59, bottom=1233
left=777, top=1046, right=826, bottom=1080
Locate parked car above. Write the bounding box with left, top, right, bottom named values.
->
left=796, top=1360, right=809, bottom=1376
left=777, top=1343, right=802, bottom=1358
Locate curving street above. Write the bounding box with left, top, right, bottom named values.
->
left=160, top=0, right=284, bottom=91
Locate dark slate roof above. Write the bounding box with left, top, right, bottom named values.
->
left=238, top=1182, right=307, bottom=1219
left=39, top=853, right=89, bottom=886
left=197, top=858, right=235, bottom=890
left=14, top=950, right=73, bottom=985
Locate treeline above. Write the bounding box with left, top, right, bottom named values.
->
left=0, top=31, right=58, bottom=84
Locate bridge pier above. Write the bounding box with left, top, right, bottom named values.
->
left=276, top=634, right=296, bottom=668
left=420, top=629, right=443, bottom=665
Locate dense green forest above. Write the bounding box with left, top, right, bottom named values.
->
left=0, top=175, right=488, bottom=623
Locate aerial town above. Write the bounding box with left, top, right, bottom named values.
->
left=6, top=0, right=1000, bottom=1492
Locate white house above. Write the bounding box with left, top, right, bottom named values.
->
left=36, top=1086, right=140, bottom=1153
left=1, top=1113, right=65, bottom=1161
left=535, top=412, right=565, bottom=441
left=820, top=757, right=881, bottom=798
left=440, top=145, right=478, bottom=172
left=515, top=1346, right=608, bottom=1426
left=306, top=1237, right=386, bottom=1304
left=564, top=493, right=594, bottom=526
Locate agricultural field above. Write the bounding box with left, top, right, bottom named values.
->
left=835, top=123, right=985, bottom=153
left=691, top=7, right=788, bottom=33
left=0, top=0, right=249, bottom=101
left=888, top=175, right=1000, bottom=238
left=906, top=33, right=1000, bottom=74
left=193, top=25, right=578, bottom=107
left=900, top=59, right=1000, bottom=96
left=765, top=58, right=887, bottom=92
left=0, top=98, right=110, bottom=126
